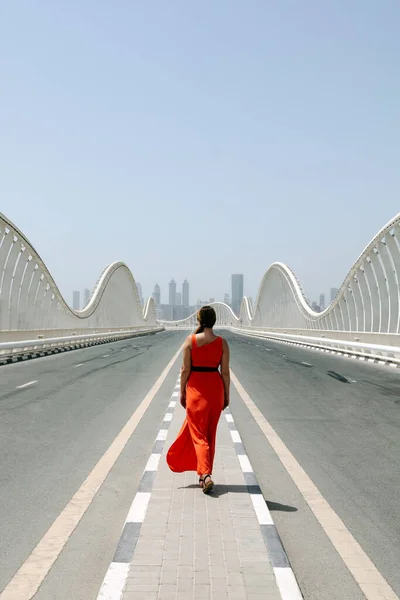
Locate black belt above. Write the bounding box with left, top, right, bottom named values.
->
left=191, top=366, right=219, bottom=372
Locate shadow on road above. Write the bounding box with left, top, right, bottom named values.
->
left=179, top=484, right=298, bottom=512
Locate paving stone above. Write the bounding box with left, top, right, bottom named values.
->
left=121, top=404, right=281, bottom=600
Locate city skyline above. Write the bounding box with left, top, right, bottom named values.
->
left=71, top=279, right=339, bottom=315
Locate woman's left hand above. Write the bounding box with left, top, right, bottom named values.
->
left=180, top=392, right=186, bottom=409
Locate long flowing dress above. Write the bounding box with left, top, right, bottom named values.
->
left=167, top=335, right=224, bottom=475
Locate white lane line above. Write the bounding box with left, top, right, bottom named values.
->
left=171, top=391, right=179, bottom=397
left=231, top=371, right=399, bottom=600
left=74, top=363, right=84, bottom=368
left=225, top=414, right=234, bottom=423
left=144, top=454, right=161, bottom=472
left=97, top=563, right=130, bottom=600
left=168, top=401, right=177, bottom=408
left=102, top=354, right=110, bottom=358
left=16, top=380, right=38, bottom=389
left=126, top=492, right=151, bottom=523
left=274, top=567, right=303, bottom=600
left=0, top=344, right=183, bottom=600
left=301, top=362, right=312, bottom=367
left=156, top=429, right=168, bottom=441
left=250, top=494, right=274, bottom=525
left=230, top=430, right=242, bottom=444
left=163, top=413, right=173, bottom=422
left=238, top=455, right=253, bottom=472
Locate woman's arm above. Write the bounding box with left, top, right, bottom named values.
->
left=180, top=335, right=192, bottom=408
left=220, top=338, right=230, bottom=409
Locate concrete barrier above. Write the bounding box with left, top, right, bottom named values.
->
left=0, top=326, right=164, bottom=362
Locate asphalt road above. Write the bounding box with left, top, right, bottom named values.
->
left=0, top=330, right=186, bottom=599
left=1, top=329, right=399, bottom=600
left=226, top=330, right=400, bottom=600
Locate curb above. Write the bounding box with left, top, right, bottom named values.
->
left=96, top=377, right=180, bottom=599
left=225, top=408, right=304, bottom=600
left=0, top=329, right=163, bottom=367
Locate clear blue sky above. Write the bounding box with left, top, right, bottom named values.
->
left=1, top=1, right=399, bottom=306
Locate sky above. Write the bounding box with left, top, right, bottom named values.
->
left=1, top=1, right=400, bottom=307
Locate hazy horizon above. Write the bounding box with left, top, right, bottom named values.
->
left=2, top=2, right=400, bottom=308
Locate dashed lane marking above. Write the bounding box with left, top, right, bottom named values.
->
left=231, top=370, right=399, bottom=600
left=225, top=407, right=302, bottom=599
left=16, top=381, right=38, bottom=389
left=0, top=345, right=183, bottom=600
left=97, top=378, right=180, bottom=599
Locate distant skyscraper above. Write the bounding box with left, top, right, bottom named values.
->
left=136, top=282, right=143, bottom=305
left=311, top=301, right=320, bottom=312
left=224, top=293, right=230, bottom=306
left=182, top=279, right=189, bottom=307
left=209, top=298, right=215, bottom=303
left=176, top=292, right=182, bottom=305
left=319, top=293, right=325, bottom=310
left=73, top=291, right=80, bottom=310
left=169, top=279, right=176, bottom=307
left=83, top=288, right=90, bottom=306
left=231, top=274, right=244, bottom=316
left=153, top=284, right=161, bottom=306
left=330, top=287, right=339, bottom=302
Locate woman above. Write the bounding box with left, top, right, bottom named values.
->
left=167, top=306, right=230, bottom=494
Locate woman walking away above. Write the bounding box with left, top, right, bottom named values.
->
left=167, top=306, right=230, bottom=494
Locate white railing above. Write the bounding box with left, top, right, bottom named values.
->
left=3, top=210, right=400, bottom=361
left=0, top=212, right=157, bottom=332
left=163, top=213, right=400, bottom=337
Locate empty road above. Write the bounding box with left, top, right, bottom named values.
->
left=0, top=330, right=399, bottom=599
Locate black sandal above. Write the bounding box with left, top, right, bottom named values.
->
left=199, top=476, right=204, bottom=489
left=202, top=474, right=214, bottom=494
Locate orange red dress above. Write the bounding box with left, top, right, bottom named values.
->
left=167, top=335, right=224, bottom=475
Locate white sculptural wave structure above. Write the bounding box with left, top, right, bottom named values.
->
left=0, top=212, right=157, bottom=333
left=163, top=213, right=400, bottom=334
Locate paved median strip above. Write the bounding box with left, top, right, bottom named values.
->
left=225, top=408, right=303, bottom=600
left=97, top=379, right=180, bottom=600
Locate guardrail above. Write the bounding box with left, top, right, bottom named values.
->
left=233, top=327, right=400, bottom=364
left=0, top=326, right=164, bottom=364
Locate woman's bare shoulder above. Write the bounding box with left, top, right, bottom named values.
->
left=184, top=334, right=193, bottom=349
left=220, top=337, right=229, bottom=349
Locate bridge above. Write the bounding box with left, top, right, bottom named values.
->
left=0, top=210, right=399, bottom=600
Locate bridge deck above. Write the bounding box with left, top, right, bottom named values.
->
left=101, top=376, right=294, bottom=600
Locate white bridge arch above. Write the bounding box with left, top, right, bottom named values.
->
left=2, top=211, right=400, bottom=340
left=159, top=302, right=239, bottom=330
left=163, top=213, right=400, bottom=334
left=0, top=212, right=157, bottom=338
